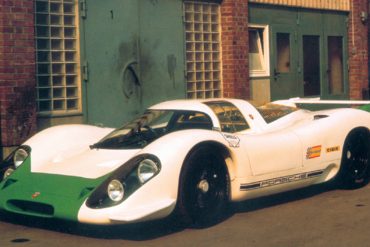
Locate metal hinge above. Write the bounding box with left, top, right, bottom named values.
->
left=82, top=60, right=89, bottom=82
left=182, top=12, right=185, bottom=24
left=294, top=31, right=297, bottom=42
left=347, top=59, right=350, bottom=71
left=80, top=0, right=87, bottom=19
left=296, top=12, right=300, bottom=25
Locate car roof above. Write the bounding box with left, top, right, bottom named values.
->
left=149, top=99, right=212, bottom=111
left=149, top=98, right=256, bottom=114
left=149, top=98, right=267, bottom=132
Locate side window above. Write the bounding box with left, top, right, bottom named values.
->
left=249, top=24, right=270, bottom=77
left=205, top=102, right=249, bottom=133
left=257, top=103, right=298, bottom=123
left=328, top=36, right=344, bottom=95
left=171, top=112, right=213, bottom=131
left=276, top=33, right=291, bottom=73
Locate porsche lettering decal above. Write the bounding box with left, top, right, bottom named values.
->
left=240, top=170, right=324, bottom=191
left=326, top=146, right=340, bottom=153
left=306, top=145, right=322, bottom=159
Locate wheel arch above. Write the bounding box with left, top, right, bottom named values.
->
left=337, top=126, right=369, bottom=172
left=332, top=126, right=370, bottom=188
left=344, top=126, right=370, bottom=142
left=339, top=126, right=370, bottom=157
left=175, top=141, right=234, bottom=226
left=182, top=141, right=236, bottom=182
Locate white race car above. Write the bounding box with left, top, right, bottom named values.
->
left=0, top=98, right=369, bottom=226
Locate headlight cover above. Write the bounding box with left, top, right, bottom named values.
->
left=0, top=145, right=31, bottom=182
left=107, top=179, right=125, bottom=202
left=2, top=168, right=15, bottom=181
left=137, top=159, right=159, bottom=184
left=86, top=154, right=161, bottom=209
left=13, top=148, right=29, bottom=168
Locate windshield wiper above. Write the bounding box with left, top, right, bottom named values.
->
left=89, top=143, right=100, bottom=150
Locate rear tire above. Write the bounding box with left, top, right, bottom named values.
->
left=337, top=129, right=370, bottom=189
left=176, top=146, right=229, bottom=227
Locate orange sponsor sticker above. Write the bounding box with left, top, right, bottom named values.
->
left=306, top=145, right=322, bottom=159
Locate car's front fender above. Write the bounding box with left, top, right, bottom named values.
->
left=76, top=129, right=246, bottom=224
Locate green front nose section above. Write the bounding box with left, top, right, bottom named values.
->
left=0, top=157, right=107, bottom=221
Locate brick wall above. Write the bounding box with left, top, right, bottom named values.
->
left=0, top=0, right=37, bottom=150
left=220, top=0, right=249, bottom=99
left=348, top=0, right=369, bottom=100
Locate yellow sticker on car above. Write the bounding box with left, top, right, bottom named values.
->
left=306, top=145, right=322, bottom=159
left=326, top=146, right=340, bottom=153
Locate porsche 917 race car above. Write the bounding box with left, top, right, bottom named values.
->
left=0, top=98, right=369, bottom=226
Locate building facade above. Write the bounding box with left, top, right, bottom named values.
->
left=0, top=0, right=369, bottom=157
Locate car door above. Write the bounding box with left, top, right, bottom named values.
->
left=241, top=130, right=302, bottom=176
left=292, top=121, right=327, bottom=169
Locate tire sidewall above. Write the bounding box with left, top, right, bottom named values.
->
left=337, top=129, right=370, bottom=189
left=176, top=146, right=229, bottom=227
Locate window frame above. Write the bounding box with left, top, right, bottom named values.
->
left=184, top=1, right=222, bottom=99
left=35, top=0, right=82, bottom=117
left=249, top=24, right=270, bottom=77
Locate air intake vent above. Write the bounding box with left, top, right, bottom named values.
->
left=313, top=114, right=328, bottom=120
left=6, top=200, right=54, bottom=217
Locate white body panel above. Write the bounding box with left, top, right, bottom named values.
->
left=242, top=130, right=302, bottom=175
left=11, top=99, right=370, bottom=224
left=23, top=125, right=142, bottom=178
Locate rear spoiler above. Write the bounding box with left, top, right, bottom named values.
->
left=273, top=97, right=370, bottom=108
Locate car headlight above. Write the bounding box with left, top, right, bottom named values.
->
left=13, top=148, right=29, bottom=168
left=0, top=145, right=31, bottom=182
left=137, top=159, right=159, bottom=184
left=2, top=168, right=15, bottom=180
left=86, top=154, right=161, bottom=209
left=107, top=179, right=125, bottom=202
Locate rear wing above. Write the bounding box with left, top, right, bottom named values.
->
left=273, top=97, right=370, bottom=111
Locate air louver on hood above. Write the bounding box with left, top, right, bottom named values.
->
left=313, top=115, right=328, bottom=120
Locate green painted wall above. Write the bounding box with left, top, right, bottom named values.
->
left=249, top=4, right=348, bottom=101
left=80, top=0, right=185, bottom=127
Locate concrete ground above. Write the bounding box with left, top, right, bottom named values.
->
left=1, top=183, right=370, bottom=247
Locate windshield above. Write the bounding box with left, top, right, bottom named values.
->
left=91, top=110, right=213, bottom=149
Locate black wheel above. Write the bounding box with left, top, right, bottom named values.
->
left=337, top=129, right=370, bottom=189
left=177, top=146, right=229, bottom=227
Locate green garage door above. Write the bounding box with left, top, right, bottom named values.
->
left=79, top=0, right=185, bottom=127
left=250, top=4, right=348, bottom=101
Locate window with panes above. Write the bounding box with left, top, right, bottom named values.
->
left=249, top=24, right=270, bottom=77
left=35, top=0, right=81, bottom=115
left=184, top=1, right=222, bottom=99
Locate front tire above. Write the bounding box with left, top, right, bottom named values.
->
left=337, top=129, right=370, bottom=189
left=177, top=146, right=229, bottom=227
